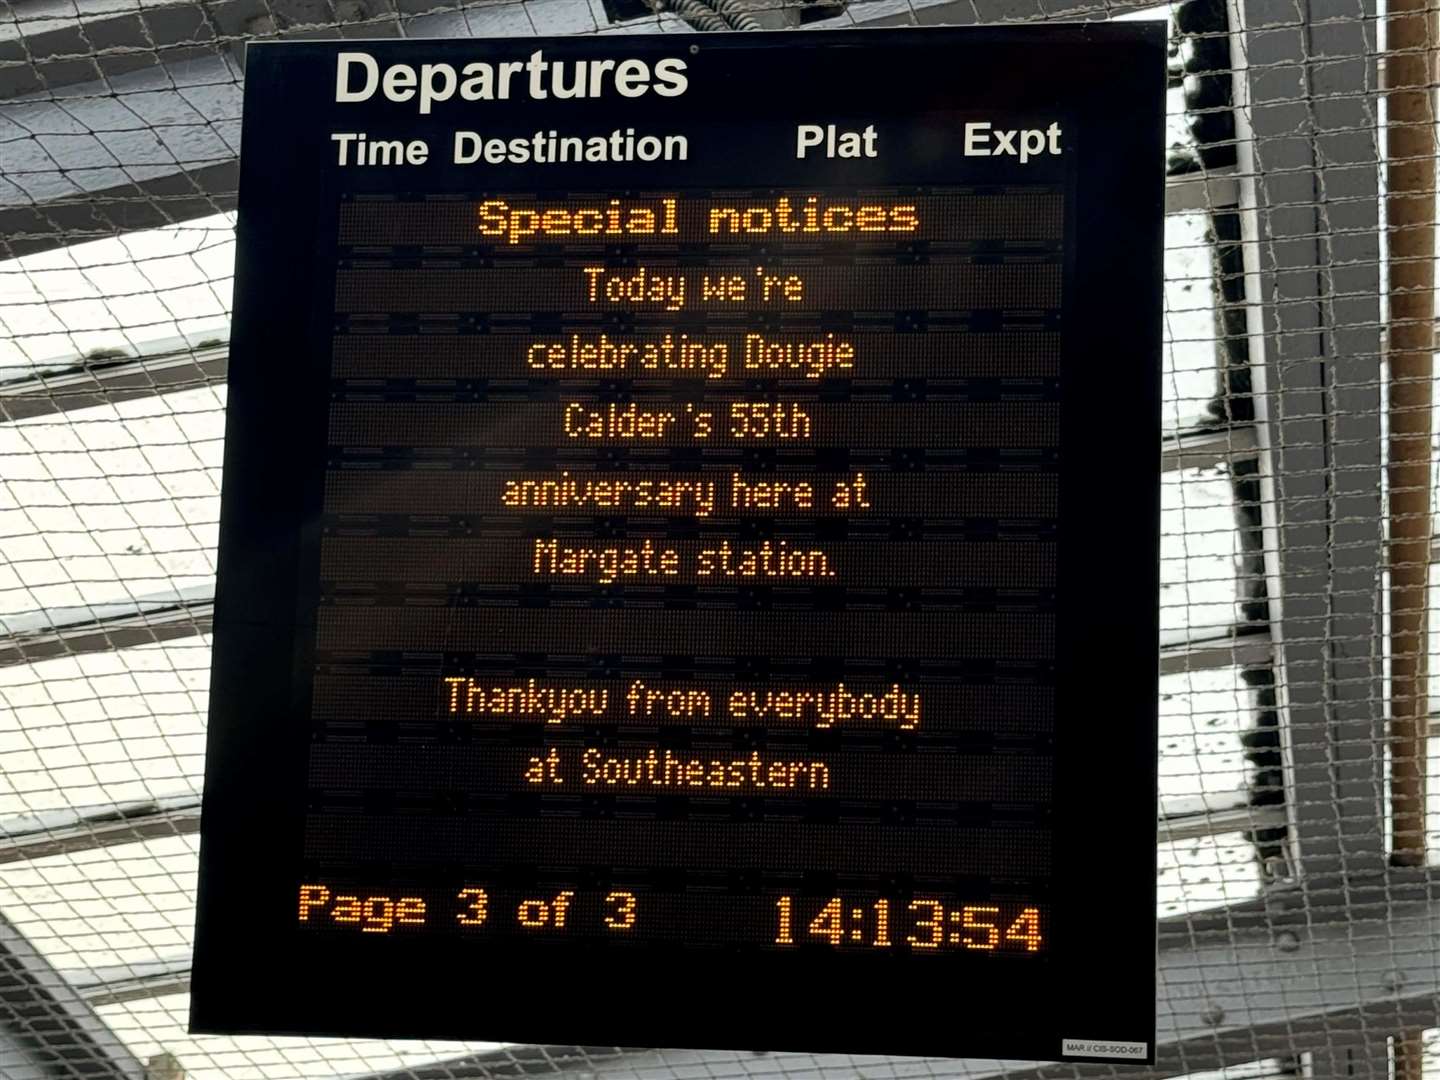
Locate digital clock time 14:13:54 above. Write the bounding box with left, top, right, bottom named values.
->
left=774, top=897, right=1044, bottom=952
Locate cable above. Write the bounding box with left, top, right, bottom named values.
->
left=707, top=0, right=764, bottom=30
left=660, top=0, right=729, bottom=30
left=659, top=0, right=759, bottom=32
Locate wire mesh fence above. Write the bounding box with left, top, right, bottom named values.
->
left=0, top=0, right=1436, bottom=1076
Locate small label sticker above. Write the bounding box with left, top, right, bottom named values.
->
left=1062, top=1039, right=1149, bottom=1060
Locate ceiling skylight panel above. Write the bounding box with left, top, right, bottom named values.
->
left=522, top=0, right=606, bottom=35
left=1161, top=465, right=1241, bottom=643
left=1167, top=82, right=1192, bottom=152
left=0, top=213, right=233, bottom=377
left=0, top=636, right=209, bottom=817
left=99, top=994, right=501, bottom=1080
left=1164, top=210, right=1220, bottom=435
left=0, top=834, right=196, bottom=974
left=0, top=384, right=222, bottom=631
left=1159, top=666, right=1254, bottom=804
left=1157, top=830, right=1262, bottom=917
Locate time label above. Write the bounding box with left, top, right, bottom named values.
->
left=774, top=896, right=1044, bottom=953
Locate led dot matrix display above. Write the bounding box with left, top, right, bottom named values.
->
left=192, top=27, right=1165, bottom=1064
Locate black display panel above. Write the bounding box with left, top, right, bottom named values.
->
left=192, top=28, right=1164, bottom=1063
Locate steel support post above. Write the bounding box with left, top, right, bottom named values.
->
left=1228, top=0, right=1391, bottom=1072
left=1231, top=0, right=1388, bottom=883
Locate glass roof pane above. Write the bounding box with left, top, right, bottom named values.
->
left=99, top=993, right=498, bottom=1080
left=0, top=636, right=209, bottom=817
left=1164, top=211, right=1220, bottom=435
left=1158, top=830, right=1262, bottom=918
left=1159, top=666, right=1254, bottom=804
left=400, top=0, right=609, bottom=38
left=1162, top=465, right=1241, bottom=644
left=0, top=213, right=234, bottom=379
left=0, top=833, right=195, bottom=974
left=0, top=385, right=222, bottom=633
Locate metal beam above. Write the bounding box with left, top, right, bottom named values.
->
left=0, top=599, right=212, bottom=667
left=0, top=162, right=240, bottom=261
left=1160, top=626, right=1272, bottom=676
left=0, top=343, right=227, bottom=421
left=1231, top=0, right=1387, bottom=881
left=1165, top=166, right=1243, bottom=215
left=1162, top=424, right=1260, bottom=472
left=75, top=964, right=193, bottom=1009
left=0, top=800, right=202, bottom=866
left=1157, top=796, right=1286, bottom=843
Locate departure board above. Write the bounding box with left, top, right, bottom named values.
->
left=192, top=28, right=1164, bottom=1063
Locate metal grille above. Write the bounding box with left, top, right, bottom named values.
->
left=0, top=0, right=1436, bottom=1077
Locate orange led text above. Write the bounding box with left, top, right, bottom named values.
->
left=707, top=196, right=916, bottom=235
left=443, top=677, right=608, bottom=723
left=477, top=198, right=678, bottom=244
left=296, top=884, right=427, bottom=934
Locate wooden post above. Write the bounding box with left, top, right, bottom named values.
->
left=1386, top=0, right=1436, bottom=867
